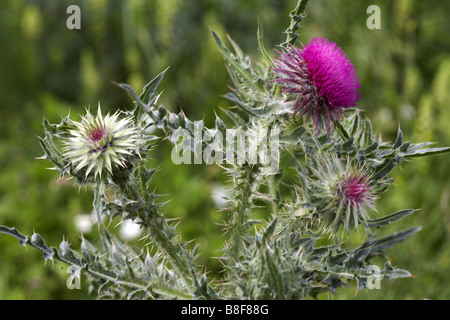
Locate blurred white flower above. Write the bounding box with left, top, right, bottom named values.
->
left=74, top=214, right=94, bottom=233
left=119, top=219, right=143, bottom=240
left=211, top=184, right=230, bottom=208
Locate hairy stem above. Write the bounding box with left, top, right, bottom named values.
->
left=282, top=0, right=309, bottom=47
left=112, top=169, right=195, bottom=290
left=0, top=226, right=192, bottom=300
left=144, top=216, right=192, bottom=287
left=226, top=163, right=261, bottom=259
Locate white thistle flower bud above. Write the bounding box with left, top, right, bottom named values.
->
left=63, top=104, right=139, bottom=180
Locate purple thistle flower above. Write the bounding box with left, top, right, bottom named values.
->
left=336, top=169, right=374, bottom=218
left=273, top=37, right=361, bottom=134
left=311, top=157, right=375, bottom=234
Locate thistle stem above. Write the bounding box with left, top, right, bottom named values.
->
left=228, top=163, right=259, bottom=259
left=268, top=175, right=279, bottom=216
left=112, top=170, right=195, bottom=289
left=145, top=216, right=193, bottom=287
left=282, top=0, right=309, bottom=47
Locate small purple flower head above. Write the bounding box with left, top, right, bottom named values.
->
left=273, top=37, right=361, bottom=134
left=336, top=168, right=375, bottom=222
left=311, top=157, right=375, bottom=234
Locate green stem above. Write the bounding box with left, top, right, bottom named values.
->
left=93, top=180, right=105, bottom=225
left=87, top=268, right=191, bottom=300
left=145, top=217, right=192, bottom=287
left=268, top=175, right=279, bottom=216
left=0, top=226, right=192, bottom=300
left=112, top=170, right=194, bottom=289
left=282, top=0, right=309, bottom=47
left=228, top=164, right=259, bottom=259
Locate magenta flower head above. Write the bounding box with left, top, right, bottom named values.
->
left=335, top=167, right=375, bottom=225
left=273, top=37, right=361, bottom=134
left=311, top=157, right=375, bottom=234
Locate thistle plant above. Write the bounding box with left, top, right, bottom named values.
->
left=2, top=0, right=450, bottom=300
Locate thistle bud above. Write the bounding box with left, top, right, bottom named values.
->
left=62, top=105, right=139, bottom=181
left=310, top=157, right=375, bottom=234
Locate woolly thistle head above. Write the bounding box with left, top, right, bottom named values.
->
left=273, top=37, right=361, bottom=134
left=63, top=105, right=140, bottom=181
left=310, top=157, right=375, bottom=234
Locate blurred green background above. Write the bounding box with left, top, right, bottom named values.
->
left=0, top=0, right=449, bottom=299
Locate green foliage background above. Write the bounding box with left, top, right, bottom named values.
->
left=0, top=0, right=449, bottom=299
